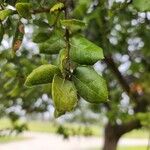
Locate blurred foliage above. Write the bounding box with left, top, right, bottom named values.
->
left=0, top=0, right=149, bottom=139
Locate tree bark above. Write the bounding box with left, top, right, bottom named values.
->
left=103, top=123, right=120, bottom=150
left=102, top=120, right=141, bottom=150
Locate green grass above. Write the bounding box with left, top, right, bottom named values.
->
left=118, top=146, right=147, bottom=150
left=0, top=118, right=26, bottom=143
left=28, top=121, right=149, bottom=138
left=28, top=120, right=102, bottom=136
left=28, top=121, right=57, bottom=133
left=0, top=118, right=149, bottom=138
left=0, top=136, right=25, bottom=143
left=123, top=129, right=149, bottom=139
left=0, top=118, right=12, bottom=129
left=91, top=146, right=147, bottom=150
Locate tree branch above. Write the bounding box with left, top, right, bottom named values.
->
left=104, top=54, right=148, bottom=113
left=104, top=54, right=130, bottom=94
left=31, top=7, right=50, bottom=14
left=118, top=120, right=141, bottom=136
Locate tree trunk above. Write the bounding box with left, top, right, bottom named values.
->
left=102, top=120, right=141, bottom=150
left=102, top=123, right=120, bottom=150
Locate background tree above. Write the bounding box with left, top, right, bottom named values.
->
left=0, top=0, right=150, bottom=150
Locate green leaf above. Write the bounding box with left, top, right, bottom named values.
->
left=60, top=19, right=86, bottom=30
left=70, top=35, right=104, bottom=65
left=50, top=2, right=64, bottom=13
left=33, top=31, right=50, bottom=43
left=133, top=0, right=150, bottom=11
left=0, top=9, right=14, bottom=21
left=8, top=82, right=20, bottom=97
left=58, top=49, right=68, bottom=75
left=39, top=33, right=65, bottom=54
left=17, top=0, right=29, bottom=3
left=12, top=21, right=24, bottom=52
left=52, top=75, right=78, bottom=117
left=54, top=110, right=65, bottom=118
left=39, top=41, right=65, bottom=54
left=25, top=64, right=60, bottom=87
left=33, top=19, right=50, bottom=28
left=15, top=3, right=31, bottom=18
left=73, top=66, right=108, bottom=103
left=5, top=0, right=29, bottom=6
left=136, top=112, right=150, bottom=127
left=5, top=0, right=17, bottom=6
left=0, top=23, right=4, bottom=44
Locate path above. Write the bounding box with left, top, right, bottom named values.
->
left=0, top=132, right=148, bottom=150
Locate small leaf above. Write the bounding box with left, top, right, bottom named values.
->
left=39, top=32, right=65, bottom=54
left=5, top=0, right=29, bottom=6
left=39, top=41, right=64, bottom=55
left=52, top=75, right=78, bottom=117
left=15, top=3, right=31, bottom=18
left=70, top=35, right=104, bottom=65
left=33, top=19, right=50, bottom=28
left=61, top=19, right=86, bottom=30
left=73, top=66, right=108, bottom=103
left=0, top=23, right=4, bottom=44
left=58, top=49, right=68, bottom=76
left=5, top=0, right=17, bottom=6
left=25, top=64, right=60, bottom=87
left=0, top=9, right=14, bottom=21
left=133, top=0, right=150, bottom=11
left=17, top=0, right=29, bottom=3
left=12, top=21, right=24, bottom=52
left=33, top=31, right=50, bottom=43
left=8, top=82, right=20, bottom=97
left=50, top=2, right=64, bottom=13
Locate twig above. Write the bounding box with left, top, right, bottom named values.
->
left=64, top=1, right=71, bottom=77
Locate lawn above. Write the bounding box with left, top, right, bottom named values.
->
left=91, top=146, right=147, bottom=150
left=0, top=118, right=149, bottom=138
left=118, top=146, right=147, bottom=150
left=0, top=118, right=12, bottom=129
left=28, top=120, right=102, bottom=136
left=27, top=120, right=149, bottom=138
left=0, top=136, right=25, bottom=143
left=0, top=119, right=148, bottom=149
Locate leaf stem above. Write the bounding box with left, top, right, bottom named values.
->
left=64, top=1, right=71, bottom=78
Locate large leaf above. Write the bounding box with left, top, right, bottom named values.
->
left=70, top=35, right=104, bottom=65
left=133, top=0, right=150, bottom=11
left=15, top=3, right=31, bottom=18
left=25, top=64, right=60, bottom=87
left=73, top=66, right=108, bottom=103
left=0, top=9, right=14, bottom=21
left=52, top=75, right=78, bottom=117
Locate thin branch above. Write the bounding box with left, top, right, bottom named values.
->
left=64, top=1, right=71, bottom=78
left=104, top=54, right=130, bottom=94
left=104, top=53, right=149, bottom=115
left=118, top=120, right=141, bottom=136
left=31, top=7, right=50, bottom=14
